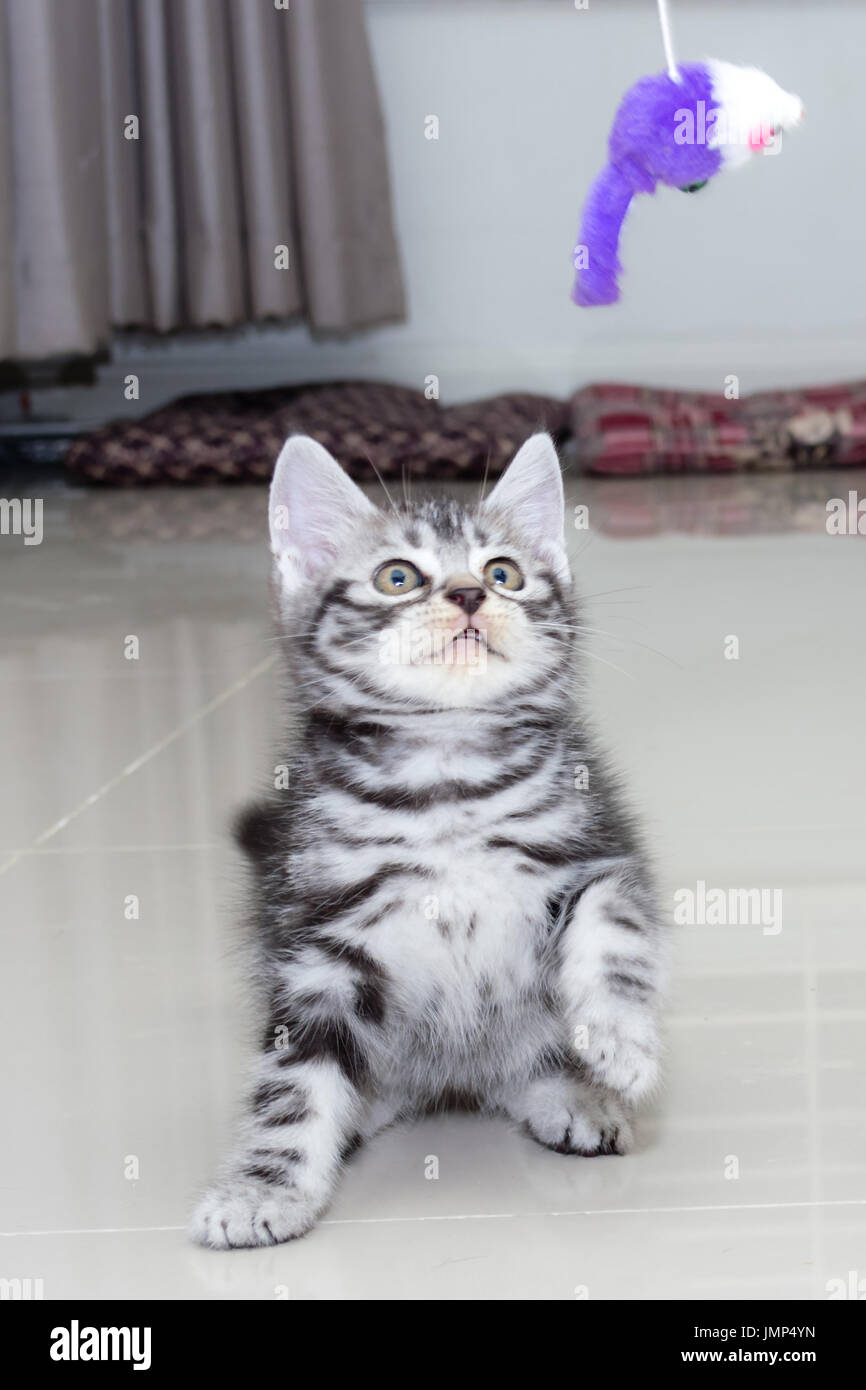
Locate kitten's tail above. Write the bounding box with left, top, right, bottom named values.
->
left=572, top=161, right=636, bottom=308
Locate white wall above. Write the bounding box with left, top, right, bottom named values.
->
left=27, top=0, right=866, bottom=425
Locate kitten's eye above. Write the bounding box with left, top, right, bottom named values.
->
left=483, top=557, right=524, bottom=591
left=373, top=560, right=425, bottom=596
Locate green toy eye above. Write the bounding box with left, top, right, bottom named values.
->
left=679, top=180, right=708, bottom=193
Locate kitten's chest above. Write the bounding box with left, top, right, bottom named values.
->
left=360, top=838, right=569, bottom=999
left=417, top=853, right=551, bottom=943
left=298, top=715, right=579, bottom=981
left=365, top=855, right=565, bottom=1090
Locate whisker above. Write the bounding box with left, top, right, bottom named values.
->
left=401, top=462, right=413, bottom=510
left=359, top=449, right=401, bottom=520
left=582, top=585, right=648, bottom=600
left=579, top=649, right=636, bottom=683
left=576, top=626, right=683, bottom=668
left=475, top=448, right=494, bottom=511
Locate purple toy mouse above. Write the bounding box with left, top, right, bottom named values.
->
left=573, top=60, right=803, bottom=307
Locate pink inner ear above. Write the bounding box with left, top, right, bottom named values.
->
left=302, top=538, right=338, bottom=578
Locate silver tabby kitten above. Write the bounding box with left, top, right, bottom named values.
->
left=190, top=432, right=666, bottom=1248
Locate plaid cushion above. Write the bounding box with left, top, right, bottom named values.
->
left=572, top=381, right=866, bottom=474
left=64, top=375, right=866, bottom=485
left=64, top=381, right=569, bottom=485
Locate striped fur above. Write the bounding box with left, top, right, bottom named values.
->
left=190, top=434, right=666, bottom=1248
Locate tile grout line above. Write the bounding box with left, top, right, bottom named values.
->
left=3, top=1196, right=865, bottom=1237
left=0, top=654, right=276, bottom=878
left=0, top=844, right=224, bottom=856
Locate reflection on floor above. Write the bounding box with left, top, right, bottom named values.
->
left=1, top=468, right=864, bottom=1299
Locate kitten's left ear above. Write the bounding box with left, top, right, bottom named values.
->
left=482, top=433, right=569, bottom=578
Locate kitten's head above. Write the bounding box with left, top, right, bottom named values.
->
left=268, top=433, right=575, bottom=710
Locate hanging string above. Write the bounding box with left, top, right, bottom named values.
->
left=657, top=0, right=681, bottom=83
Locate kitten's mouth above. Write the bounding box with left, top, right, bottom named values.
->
left=450, top=627, right=502, bottom=659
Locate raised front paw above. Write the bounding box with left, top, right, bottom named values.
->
left=189, top=1179, right=319, bottom=1249
left=574, top=1016, right=661, bottom=1102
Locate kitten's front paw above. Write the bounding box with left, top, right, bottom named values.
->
left=575, top=1017, right=661, bottom=1102
left=189, top=1180, right=318, bottom=1249
left=518, top=1076, right=633, bottom=1156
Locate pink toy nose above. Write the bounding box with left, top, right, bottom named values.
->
left=748, top=125, right=775, bottom=151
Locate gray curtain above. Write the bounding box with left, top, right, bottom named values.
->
left=0, top=0, right=406, bottom=361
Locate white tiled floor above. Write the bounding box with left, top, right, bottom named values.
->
left=1, top=469, right=864, bottom=1299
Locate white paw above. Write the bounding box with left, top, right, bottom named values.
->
left=519, top=1076, right=633, bottom=1156
left=189, top=1179, right=319, bottom=1249
left=575, top=1017, right=661, bottom=1102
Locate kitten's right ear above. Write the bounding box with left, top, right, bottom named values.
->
left=269, top=436, right=376, bottom=586
left=482, top=432, right=569, bottom=579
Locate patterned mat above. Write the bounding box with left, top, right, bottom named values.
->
left=65, top=381, right=569, bottom=485
left=64, top=377, right=866, bottom=485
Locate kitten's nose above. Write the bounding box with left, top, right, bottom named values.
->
left=446, top=585, right=485, bottom=616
